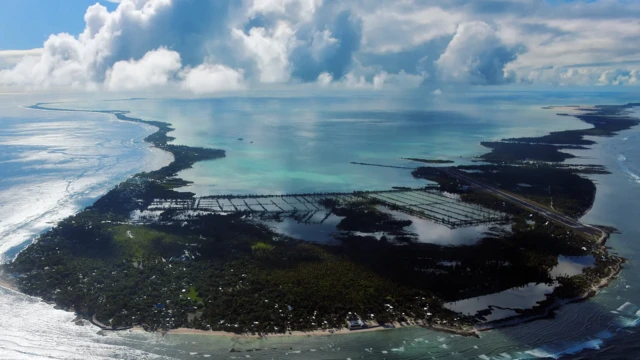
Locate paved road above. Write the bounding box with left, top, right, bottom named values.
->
left=443, top=168, right=605, bottom=239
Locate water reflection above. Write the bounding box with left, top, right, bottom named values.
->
left=257, top=205, right=499, bottom=247
left=258, top=212, right=344, bottom=244
left=381, top=207, right=502, bottom=246
left=444, top=283, right=556, bottom=322
left=106, top=96, right=588, bottom=197
left=550, top=255, right=595, bottom=278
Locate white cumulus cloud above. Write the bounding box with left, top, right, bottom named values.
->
left=599, top=69, right=640, bottom=86
left=0, top=49, right=43, bottom=70
left=316, top=70, right=424, bottom=90
left=105, top=47, right=181, bottom=91
left=181, top=63, right=245, bottom=94
left=232, top=21, right=298, bottom=84
left=316, top=72, right=333, bottom=87
left=436, top=22, right=519, bottom=85
left=0, top=0, right=174, bottom=91
left=2, top=0, right=640, bottom=92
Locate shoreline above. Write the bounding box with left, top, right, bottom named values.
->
left=133, top=252, right=621, bottom=339
left=126, top=320, right=480, bottom=339
left=25, top=103, right=177, bottom=165
left=2, top=101, right=635, bottom=340
left=156, top=323, right=398, bottom=338
left=0, top=275, right=18, bottom=292
left=475, top=255, right=624, bottom=333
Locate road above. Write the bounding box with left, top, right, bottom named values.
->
left=443, top=168, right=605, bottom=239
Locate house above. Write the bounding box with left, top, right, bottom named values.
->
left=347, top=319, right=367, bottom=330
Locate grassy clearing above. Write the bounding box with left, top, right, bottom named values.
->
left=251, top=241, right=274, bottom=252
left=110, top=225, right=188, bottom=260
left=186, top=286, right=203, bottom=303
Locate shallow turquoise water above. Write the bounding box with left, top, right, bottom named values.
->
left=68, top=95, right=592, bottom=196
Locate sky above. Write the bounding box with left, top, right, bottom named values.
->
left=0, top=1, right=117, bottom=51
left=0, top=0, right=639, bottom=95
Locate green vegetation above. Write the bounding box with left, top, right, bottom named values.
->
left=251, top=241, right=275, bottom=252
left=464, top=165, right=594, bottom=218
left=479, top=141, right=582, bottom=163
left=481, top=103, right=640, bottom=164
left=186, top=287, right=203, bottom=303
left=8, top=203, right=611, bottom=333
left=403, top=158, right=454, bottom=164
left=415, top=105, right=640, bottom=218
left=331, top=200, right=412, bottom=233
left=4, top=210, right=463, bottom=332
left=504, top=105, right=640, bottom=146
left=110, top=225, right=187, bottom=260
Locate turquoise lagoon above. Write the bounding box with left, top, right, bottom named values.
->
left=59, top=94, right=592, bottom=196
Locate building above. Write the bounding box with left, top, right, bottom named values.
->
left=348, top=319, right=367, bottom=330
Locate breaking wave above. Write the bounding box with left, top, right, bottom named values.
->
left=0, top=105, right=172, bottom=359
left=617, top=153, right=640, bottom=185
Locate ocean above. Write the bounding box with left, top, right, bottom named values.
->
left=1, top=91, right=639, bottom=359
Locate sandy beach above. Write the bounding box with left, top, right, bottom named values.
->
left=129, top=321, right=426, bottom=339
left=0, top=276, right=17, bottom=292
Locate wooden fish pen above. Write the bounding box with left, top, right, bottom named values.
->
left=146, top=188, right=508, bottom=228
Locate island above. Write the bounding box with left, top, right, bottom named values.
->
left=402, top=158, right=455, bottom=164
left=2, top=102, right=637, bottom=338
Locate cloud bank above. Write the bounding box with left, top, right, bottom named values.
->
left=1, top=0, right=640, bottom=94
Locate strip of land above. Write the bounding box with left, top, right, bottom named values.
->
left=402, top=158, right=455, bottom=164
left=411, top=103, right=638, bottom=330
left=442, top=168, right=604, bottom=239
left=2, top=101, right=636, bottom=339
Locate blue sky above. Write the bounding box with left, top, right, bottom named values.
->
left=0, top=0, right=639, bottom=94
left=0, top=1, right=116, bottom=50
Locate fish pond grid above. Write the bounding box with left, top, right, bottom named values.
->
left=147, top=188, right=507, bottom=228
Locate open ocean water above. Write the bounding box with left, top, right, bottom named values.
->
left=1, top=92, right=639, bottom=359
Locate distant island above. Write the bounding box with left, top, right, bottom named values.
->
left=2, top=102, right=637, bottom=338
left=402, top=158, right=455, bottom=164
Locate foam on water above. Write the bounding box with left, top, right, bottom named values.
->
left=617, top=153, right=640, bottom=185
left=0, top=108, right=171, bottom=262
left=0, top=287, right=167, bottom=359
left=0, top=103, right=172, bottom=359
left=524, top=336, right=609, bottom=359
